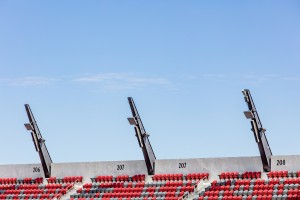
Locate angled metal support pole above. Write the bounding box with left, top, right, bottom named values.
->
left=24, top=104, right=53, bottom=178
left=242, top=89, right=272, bottom=172
left=127, top=97, right=156, bottom=175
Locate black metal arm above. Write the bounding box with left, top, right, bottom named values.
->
left=242, top=89, right=272, bottom=172
left=24, top=104, right=52, bottom=178
left=127, top=97, right=156, bottom=175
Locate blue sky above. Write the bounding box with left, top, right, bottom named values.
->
left=0, top=1, right=300, bottom=164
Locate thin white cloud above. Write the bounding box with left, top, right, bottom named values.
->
left=202, top=74, right=227, bottom=81
left=186, top=73, right=300, bottom=85
left=203, top=74, right=226, bottom=78
left=184, top=75, right=198, bottom=80
left=283, top=77, right=300, bottom=81
left=242, top=74, right=276, bottom=85
left=0, top=77, right=58, bottom=86
left=242, top=74, right=299, bottom=85
left=73, top=73, right=171, bottom=90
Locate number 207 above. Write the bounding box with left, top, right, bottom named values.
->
left=277, top=160, right=285, bottom=166
left=117, top=165, right=124, bottom=170
left=179, top=163, right=186, bottom=168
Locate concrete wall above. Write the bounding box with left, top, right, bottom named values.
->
left=0, top=163, right=44, bottom=179
left=51, top=160, right=148, bottom=182
left=271, top=155, right=300, bottom=171
left=155, top=156, right=263, bottom=180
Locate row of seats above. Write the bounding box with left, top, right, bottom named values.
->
left=0, top=183, right=72, bottom=192
left=186, top=173, right=209, bottom=181
left=92, top=175, right=145, bottom=183
left=198, top=194, right=299, bottom=200
left=70, top=198, right=180, bottom=200
left=152, top=173, right=209, bottom=181
left=0, top=177, right=43, bottom=185
left=47, top=176, right=83, bottom=183
left=152, top=174, right=183, bottom=181
left=0, top=193, right=62, bottom=199
left=201, top=188, right=300, bottom=196
left=219, top=172, right=261, bottom=180
left=78, top=185, right=196, bottom=193
left=267, top=171, right=300, bottom=178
